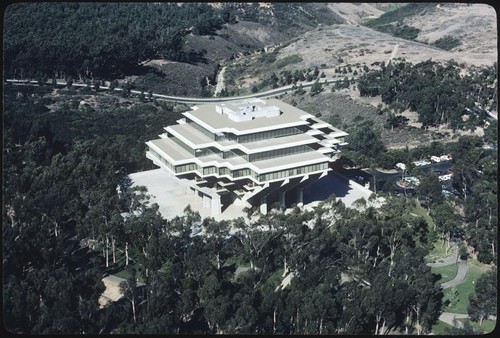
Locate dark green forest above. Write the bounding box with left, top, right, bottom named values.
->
left=357, top=60, right=497, bottom=128
left=4, top=2, right=339, bottom=82
left=3, top=81, right=496, bottom=334
left=363, top=3, right=435, bottom=40
left=4, top=2, right=230, bottom=79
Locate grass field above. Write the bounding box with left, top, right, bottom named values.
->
left=426, top=241, right=454, bottom=263
left=458, top=319, right=496, bottom=334
left=442, top=259, right=492, bottom=314
left=411, top=204, right=435, bottom=230
left=431, top=320, right=455, bottom=335
left=431, top=264, right=459, bottom=284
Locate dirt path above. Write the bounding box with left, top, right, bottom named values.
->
left=386, top=43, right=399, bottom=65
left=214, top=66, right=226, bottom=97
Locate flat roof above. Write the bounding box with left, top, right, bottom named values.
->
left=148, top=138, right=192, bottom=162
left=183, top=98, right=311, bottom=135
left=148, top=138, right=329, bottom=174
left=195, top=150, right=328, bottom=173
left=167, top=123, right=213, bottom=146
left=196, top=153, right=248, bottom=167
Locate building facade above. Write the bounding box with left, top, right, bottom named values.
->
left=146, top=98, right=348, bottom=215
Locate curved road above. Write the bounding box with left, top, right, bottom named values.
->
left=426, top=244, right=468, bottom=289
left=425, top=245, right=490, bottom=331
left=6, top=77, right=356, bottom=104
left=440, top=259, right=468, bottom=289
left=427, top=245, right=458, bottom=268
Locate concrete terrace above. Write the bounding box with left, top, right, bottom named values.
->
left=129, top=169, right=246, bottom=221
left=129, top=169, right=381, bottom=222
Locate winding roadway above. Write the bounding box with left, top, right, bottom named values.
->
left=6, top=77, right=356, bottom=104
left=426, top=244, right=468, bottom=290
left=425, top=244, right=484, bottom=330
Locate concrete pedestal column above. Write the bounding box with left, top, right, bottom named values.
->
left=297, top=188, right=304, bottom=207
left=211, top=195, right=222, bottom=215
left=260, top=195, right=268, bottom=215
left=203, top=195, right=210, bottom=208
left=280, top=191, right=286, bottom=207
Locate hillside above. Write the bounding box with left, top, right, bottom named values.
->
left=4, top=3, right=497, bottom=98
left=405, top=3, right=497, bottom=53
left=219, top=20, right=496, bottom=97
left=364, top=3, right=497, bottom=54
left=326, top=3, right=384, bottom=24
left=215, top=2, right=496, bottom=95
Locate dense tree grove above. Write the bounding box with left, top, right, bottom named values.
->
left=4, top=3, right=234, bottom=80
left=447, top=137, right=498, bottom=264
left=344, top=125, right=497, bottom=265
left=3, top=84, right=448, bottom=334
left=357, top=60, right=497, bottom=128
left=4, top=2, right=340, bottom=83
left=2, top=84, right=181, bottom=333
left=467, top=268, right=497, bottom=325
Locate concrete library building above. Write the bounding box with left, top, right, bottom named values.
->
left=145, top=98, right=348, bottom=216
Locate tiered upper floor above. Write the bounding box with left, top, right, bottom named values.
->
left=146, top=98, right=348, bottom=184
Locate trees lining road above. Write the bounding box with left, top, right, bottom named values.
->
left=5, top=77, right=356, bottom=104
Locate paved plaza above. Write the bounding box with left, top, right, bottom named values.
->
left=129, top=169, right=246, bottom=221
left=129, top=169, right=382, bottom=222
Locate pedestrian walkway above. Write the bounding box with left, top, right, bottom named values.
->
left=426, top=244, right=468, bottom=289
left=426, top=244, right=479, bottom=331
left=441, top=259, right=467, bottom=289
left=438, top=312, right=469, bottom=328
left=427, top=245, right=458, bottom=268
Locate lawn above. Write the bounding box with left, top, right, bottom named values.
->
left=411, top=204, right=436, bottom=230
left=224, top=254, right=248, bottom=267
left=431, top=264, right=458, bottom=284
left=431, top=320, right=455, bottom=335
left=426, top=240, right=454, bottom=263
left=442, top=259, right=492, bottom=314
left=114, top=263, right=145, bottom=283
left=265, top=268, right=285, bottom=289
left=458, top=319, right=496, bottom=334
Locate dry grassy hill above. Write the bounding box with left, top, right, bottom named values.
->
left=224, top=2, right=496, bottom=89
left=398, top=3, right=496, bottom=54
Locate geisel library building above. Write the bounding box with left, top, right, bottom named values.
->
left=146, top=98, right=348, bottom=215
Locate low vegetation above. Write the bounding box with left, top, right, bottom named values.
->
left=432, top=35, right=462, bottom=51
left=364, top=3, right=436, bottom=40
left=442, top=260, right=493, bottom=314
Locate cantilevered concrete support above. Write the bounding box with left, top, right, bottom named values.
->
left=211, top=195, right=222, bottom=215
left=297, top=188, right=304, bottom=207
left=279, top=191, right=286, bottom=207
left=202, top=195, right=210, bottom=208
left=260, top=194, right=268, bottom=215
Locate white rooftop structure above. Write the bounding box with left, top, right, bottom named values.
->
left=146, top=98, right=348, bottom=215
